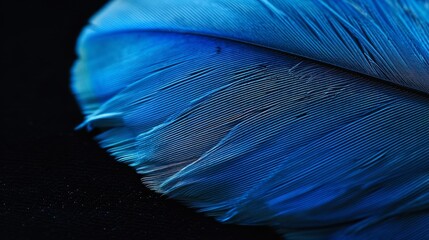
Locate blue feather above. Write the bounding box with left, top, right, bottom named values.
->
left=72, top=1, right=429, bottom=239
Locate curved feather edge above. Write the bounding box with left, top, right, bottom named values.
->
left=72, top=30, right=429, bottom=239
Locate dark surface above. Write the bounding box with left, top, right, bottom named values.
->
left=1, top=1, right=281, bottom=239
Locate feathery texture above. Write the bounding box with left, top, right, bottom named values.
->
left=72, top=1, right=429, bottom=239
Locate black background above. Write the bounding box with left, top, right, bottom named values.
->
left=1, top=1, right=280, bottom=239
